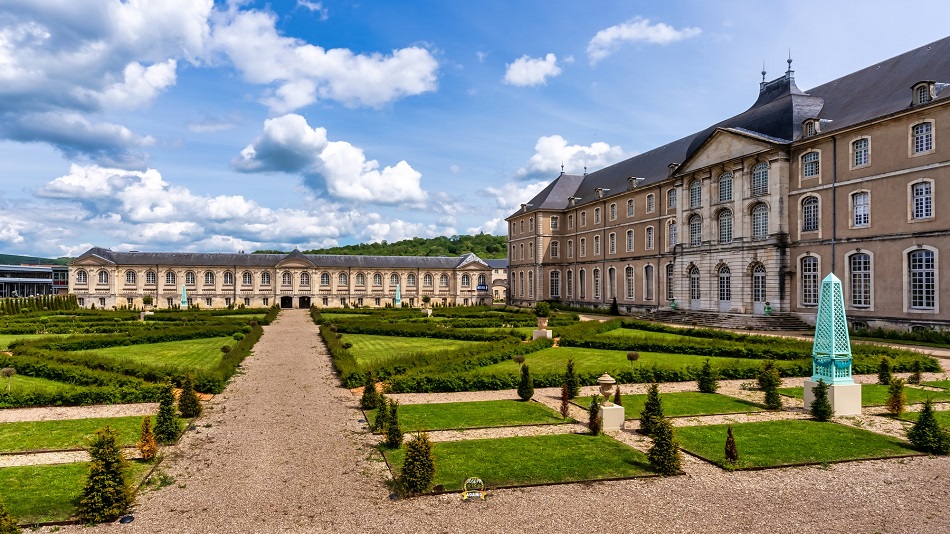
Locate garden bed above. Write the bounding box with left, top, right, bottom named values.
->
left=572, top=392, right=763, bottom=420
left=364, top=399, right=567, bottom=432
left=778, top=384, right=950, bottom=406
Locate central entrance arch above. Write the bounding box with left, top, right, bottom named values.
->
left=298, top=296, right=311, bottom=308
left=280, top=296, right=293, bottom=308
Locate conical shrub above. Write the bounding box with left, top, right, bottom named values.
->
left=401, top=432, right=435, bottom=495
left=154, top=380, right=180, bottom=444
left=177, top=374, right=202, bottom=418
left=908, top=399, right=950, bottom=455
left=640, top=383, right=664, bottom=436
left=136, top=416, right=157, bottom=462
left=648, top=418, right=682, bottom=476
left=517, top=364, right=534, bottom=401
left=78, top=427, right=131, bottom=524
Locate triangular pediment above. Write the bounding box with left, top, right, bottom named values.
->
left=71, top=256, right=113, bottom=267
left=276, top=259, right=315, bottom=269
left=678, top=128, right=781, bottom=175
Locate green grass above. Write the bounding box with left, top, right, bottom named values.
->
left=778, top=384, right=950, bottom=406
left=573, top=392, right=763, bottom=420
left=0, top=460, right=152, bottom=524
left=598, top=328, right=692, bottom=343
left=365, top=400, right=567, bottom=431
left=343, top=333, right=481, bottom=366
left=0, top=333, right=68, bottom=349
left=384, top=433, right=653, bottom=490
left=1, top=374, right=77, bottom=394
left=898, top=410, right=950, bottom=426
left=0, top=417, right=145, bottom=453
left=923, top=380, right=950, bottom=390
left=676, top=420, right=917, bottom=469
left=80, top=337, right=235, bottom=371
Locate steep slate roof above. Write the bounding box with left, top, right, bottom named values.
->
left=515, top=36, right=950, bottom=215
left=484, top=259, right=508, bottom=269
left=71, top=247, right=487, bottom=270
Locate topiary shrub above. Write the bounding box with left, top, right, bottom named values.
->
left=564, top=358, right=579, bottom=399
left=154, top=380, right=180, bottom=444
left=626, top=351, right=640, bottom=369
left=886, top=377, right=906, bottom=416
left=517, top=364, right=534, bottom=401
left=232, top=332, right=244, bottom=341
left=136, top=416, right=158, bottom=462
left=385, top=399, right=403, bottom=448
left=400, top=432, right=435, bottom=495
left=758, top=362, right=782, bottom=410
left=588, top=396, right=602, bottom=435
left=560, top=382, right=570, bottom=419
left=757, top=359, right=777, bottom=390
left=360, top=373, right=380, bottom=410
left=648, top=417, right=682, bottom=476
left=373, top=395, right=390, bottom=433
left=907, top=399, right=950, bottom=455
left=878, top=357, right=892, bottom=385
left=810, top=379, right=832, bottom=422
left=908, top=359, right=923, bottom=385
left=512, top=355, right=526, bottom=365
left=613, top=385, right=622, bottom=406
left=221, top=345, right=231, bottom=354
left=178, top=373, right=202, bottom=418
left=0, top=502, right=19, bottom=534
left=79, top=426, right=131, bottom=524
left=697, top=359, right=718, bottom=393
left=724, top=426, right=739, bottom=467
left=640, top=383, right=664, bottom=436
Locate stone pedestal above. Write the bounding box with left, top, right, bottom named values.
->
left=804, top=380, right=862, bottom=416
left=599, top=404, right=625, bottom=431
left=531, top=329, right=553, bottom=340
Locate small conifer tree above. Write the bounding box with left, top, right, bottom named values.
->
left=908, top=360, right=923, bottom=385
left=724, top=426, right=739, bottom=466
left=564, top=358, right=579, bottom=399
left=697, top=359, right=718, bottom=393
left=640, top=383, right=664, bottom=436
left=759, top=365, right=783, bottom=410
left=886, top=377, right=906, bottom=416
left=757, top=359, right=777, bottom=391
left=517, top=364, right=534, bottom=401
left=79, top=427, right=131, bottom=524
left=360, top=373, right=380, bottom=410
left=177, top=373, right=202, bottom=418
left=648, top=417, right=682, bottom=476
left=0, top=502, right=19, bottom=534
left=136, top=416, right=158, bottom=462
left=588, top=396, right=602, bottom=435
left=878, top=357, right=892, bottom=385
left=385, top=399, right=403, bottom=448
left=907, top=399, right=950, bottom=455
left=401, top=432, right=436, bottom=495
left=373, top=394, right=390, bottom=433
left=154, top=380, right=180, bottom=444
left=810, top=379, right=833, bottom=421
left=613, top=385, right=622, bottom=406
left=559, top=382, right=570, bottom=419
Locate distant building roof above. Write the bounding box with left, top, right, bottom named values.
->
left=485, top=259, right=508, bottom=269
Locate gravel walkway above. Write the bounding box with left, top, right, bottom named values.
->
left=0, top=403, right=157, bottom=423
left=48, top=309, right=950, bottom=533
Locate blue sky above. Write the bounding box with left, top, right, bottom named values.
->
left=1, top=0, right=949, bottom=257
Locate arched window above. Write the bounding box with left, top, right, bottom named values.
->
left=261, top=272, right=271, bottom=285
left=802, top=152, right=820, bottom=178
left=667, top=188, right=677, bottom=209
left=909, top=249, right=935, bottom=309
left=338, top=273, right=347, bottom=285
left=373, top=273, right=382, bottom=286
left=567, top=239, right=574, bottom=258
left=423, top=273, right=433, bottom=286
left=519, top=272, right=525, bottom=296
left=125, top=270, right=136, bottom=285
left=594, top=207, right=601, bottom=224
left=668, top=222, right=677, bottom=248
left=593, top=235, right=600, bottom=255
left=689, top=267, right=700, bottom=301
left=752, top=163, right=769, bottom=195
left=626, top=230, right=634, bottom=252
left=754, top=265, right=767, bottom=305
left=607, top=267, right=616, bottom=299
left=752, top=204, right=768, bottom=239
left=165, top=271, right=176, bottom=285
left=145, top=271, right=156, bottom=285
left=609, top=233, right=616, bottom=254
left=580, top=238, right=586, bottom=257
left=478, top=274, right=486, bottom=286
left=300, top=272, right=310, bottom=287
left=689, top=215, right=702, bottom=247
left=566, top=269, right=573, bottom=298
left=282, top=272, right=293, bottom=285
left=689, top=180, right=702, bottom=208
left=550, top=271, right=560, bottom=298
left=242, top=271, right=252, bottom=285
left=204, top=271, right=215, bottom=285
left=627, top=199, right=634, bottom=216
left=185, top=271, right=195, bottom=285
left=320, top=272, right=330, bottom=286
left=223, top=271, right=233, bottom=285
left=625, top=266, right=635, bottom=300
left=718, top=210, right=733, bottom=244
left=407, top=274, right=416, bottom=286
left=802, top=196, right=819, bottom=231
left=355, top=273, right=365, bottom=285
left=579, top=270, right=586, bottom=299
left=76, top=270, right=88, bottom=284
left=718, top=172, right=733, bottom=202
left=390, top=273, right=399, bottom=286
left=609, top=203, right=617, bottom=220
left=592, top=268, right=601, bottom=299
left=849, top=253, right=871, bottom=307
left=801, top=257, right=818, bottom=305
left=644, top=265, right=654, bottom=301
left=461, top=274, right=470, bottom=287
left=718, top=265, right=731, bottom=302
left=646, top=227, right=655, bottom=249
left=666, top=263, right=674, bottom=301
left=99, top=271, right=110, bottom=284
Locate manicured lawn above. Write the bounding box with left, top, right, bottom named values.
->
left=0, top=460, right=152, bottom=524
left=573, top=392, right=763, bottom=420
left=0, top=416, right=145, bottom=453
left=924, top=380, right=950, bottom=390
left=676, top=420, right=917, bottom=469
left=365, top=399, right=567, bottom=431
left=1, top=374, right=77, bottom=394
left=778, top=384, right=950, bottom=406
left=80, top=337, right=235, bottom=371
left=898, top=410, right=950, bottom=427
left=598, top=328, right=692, bottom=343
left=343, top=334, right=482, bottom=366
left=384, top=433, right=653, bottom=490
left=0, top=333, right=67, bottom=349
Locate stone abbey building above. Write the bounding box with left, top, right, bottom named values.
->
left=69, top=247, right=492, bottom=309
left=507, top=37, right=950, bottom=329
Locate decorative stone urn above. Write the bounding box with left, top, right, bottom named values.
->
left=536, top=317, right=549, bottom=330
left=597, top=373, right=616, bottom=406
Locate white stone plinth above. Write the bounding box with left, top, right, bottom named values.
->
left=532, top=329, right=553, bottom=340
left=804, top=380, right=862, bottom=416
left=599, top=404, right=625, bottom=431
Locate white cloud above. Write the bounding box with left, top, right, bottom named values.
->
left=233, top=114, right=427, bottom=205
left=296, top=1, right=328, bottom=20
left=96, top=60, right=178, bottom=109
left=360, top=220, right=448, bottom=244
left=187, top=116, right=239, bottom=133
left=476, top=51, right=487, bottom=63
left=503, top=53, right=561, bottom=86
left=588, top=17, right=701, bottom=64
left=485, top=181, right=550, bottom=211
left=515, top=135, right=634, bottom=179
left=466, top=217, right=506, bottom=236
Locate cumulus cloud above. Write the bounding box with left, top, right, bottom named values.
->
left=360, top=220, right=449, bottom=244
left=587, top=17, right=701, bottom=64
left=485, top=181, right=551, bottom=211
left=233, top=114, right=427, bottom=205
left=503, top=53, right=562, bottom=86
left=296, top=1, right=329, bottom=20
left=515, top=135, right=634, bottom=180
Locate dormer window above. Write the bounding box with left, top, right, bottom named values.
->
left=803, top=119, right=817, bottom=137
left=914, top=82, right=933, bottom=105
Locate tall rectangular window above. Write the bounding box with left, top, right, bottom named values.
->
left=568, top=214, right=573, bottom=229
left=913, top=122, right=933, bottom=154
left=718, top=211, right=732, bottom=244
left=594, top=208, right=601, bottom=224
left=718, top=173, right=733, bottom=202
left=567, top=240, right=573, bottom=258
left=802, top=152, right=820, bottom=178
left=853, top=192, right=869, bottom=227
left=550, top=216, right=559, bottom=230
left=802, top=257, right=819, bottom=306
left=752, top=163, right=769, bottom=195
left=609, top=204, right=617, bottom=220
left=666, top=263, right=674, bottom=301
left=909, top=250, right=935, bottom=309
left=912, top=182, right=932, bottom=220
left=626, top=230, right=634, bottom=252
left=551, top=241, right=559, bottom=258
left=581, top=212, right=587, bottom=226
left=566, top=270, right=573, bottom=298
left=646, top=227, right=655, bottom=249
left=593, top=236, right=600, bottom=255
left=853, top=138, right=869, bottom=167
left=627, top=199, right=634, bottom=216
left=646, top=194, right=655, bottom=213
left=644, top=265, right=654, bottom=301
left=550, top=271, right=560, bottom=298
left=850, top=253, right=871, bottom=307
left=689, top=181, right=701, bottom=208
left=580, top=238, right=586, bottom=257
left=625, top=267, right=634, bottom=300
left=608, top=233, right=616, bottom=254
left=802, top=197, right=819, bottom=232
left=668, top=223, right=677, bottom=247
left=668, top=188, right=677, bottom=209
left=593, top=269, right=601, bottom=299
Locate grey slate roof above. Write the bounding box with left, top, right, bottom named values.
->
left=484, top=259, right=508, bottom=269
left=71, top=247, right=488, bottom=270
left=516, top=36, right=950, bottom=215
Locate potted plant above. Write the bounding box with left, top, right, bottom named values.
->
left=534, top=301, right=551, bottom=330
left=141, top=294, right=153, bottom=310
left=421, top=295, right=432, bottom=316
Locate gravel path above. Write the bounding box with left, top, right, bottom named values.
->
left=48, top=309, right=950, bottom=533
left=0, top=403, right=158, bottom=423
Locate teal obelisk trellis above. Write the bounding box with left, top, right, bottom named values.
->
left=181, top=285, right=187, bottom=309
left=394, top=284, right=401, bottom=307
left=803, top=273, right=861, bottom=415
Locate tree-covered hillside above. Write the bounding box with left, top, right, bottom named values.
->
left=0, top=254, right=70, bottom=265
left=257, top=234, right=508, bottom=258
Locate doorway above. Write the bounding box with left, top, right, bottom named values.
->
left=280, top=296, right=293, bottom=309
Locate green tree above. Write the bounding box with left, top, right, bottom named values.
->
left=886, top=377, right=906, bottom=416
left=517, top=364, right=534, bottom=401
left=758, top=362, right=783, bottom=410
left=177, top=373, right=202, bottom=418
left=724, top=426, right=739, bottom=467
left=908, top=359, right=923, bottom=385
left=400, top=432, right=436, bottom=494
left=878, top=357, right=892, bottom=385
left=79, top=427, right=131, bottom=524
left=136, top=416, right=158, bottom=462
left=810, top=379, right=833, bottom=422
left=385, top=399, right=403, bottom=448
left=640, top=383, right=664, bottom=436
left=154, top=380, right=180, bottom=444
left=373, top=395, right=390, bottom=433
left=0, top=501, right=19, bottom=534
left=907, top=399, right=950, bottom=455
left=697, top=359, right=718, bottom=393
left=560, top=383, right=570, bottom=419
left=564, top=358, right=579, bottom=399
left=360, top=373, right=380, bottom=410
left=648, top=418, right=682, bottom=476
left=588, top=396, right=602, bottom=435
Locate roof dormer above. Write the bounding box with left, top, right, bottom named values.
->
left=913, top=81, right=934, bottom=106
left=802, top=118, right=819, bottom=138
